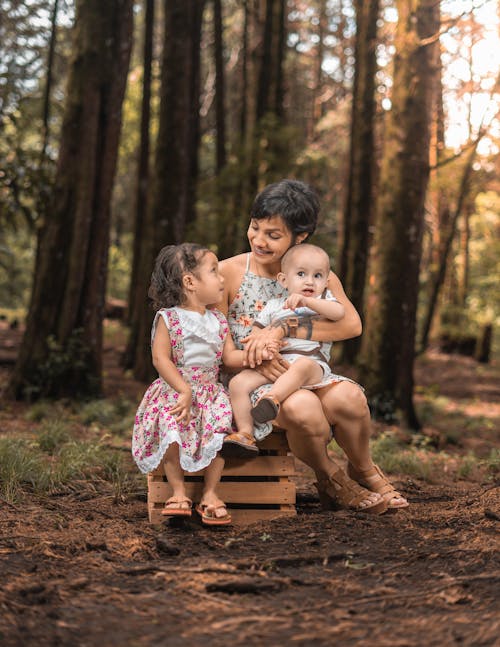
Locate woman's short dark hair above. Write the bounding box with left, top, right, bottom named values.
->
left=250, top=179, right=320, bottom=240
left=148, top=243, right=209, bottom=310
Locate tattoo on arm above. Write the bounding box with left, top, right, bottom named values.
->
left=270, top=314, right=320, bottom=340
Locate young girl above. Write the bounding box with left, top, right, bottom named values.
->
left=222, top=243, right=346, bottom=458
left=132, top=243, right=264, bottom=525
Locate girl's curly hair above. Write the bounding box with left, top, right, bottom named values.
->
left=148, top=243, right=210, bottom=310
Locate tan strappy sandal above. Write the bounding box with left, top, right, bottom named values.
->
left=347, top=463, right=409, bottom=509
left=314, top=468, right=388, bottom=515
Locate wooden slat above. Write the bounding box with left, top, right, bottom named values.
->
left=148, top=480, right=295, bottom=505
left=148, top=504, right=296, bottom=525
left=148, top=455, right=295, bottom=479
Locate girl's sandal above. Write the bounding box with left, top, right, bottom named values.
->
left=196, top=503, right=232, bottom=526
left=161, top=496, right=193, bottom=517
left=251, top=394, right=281, bottom=424
left=314, top=468, right=388, bottom=515
left=347, top=463, right=409, bottom=509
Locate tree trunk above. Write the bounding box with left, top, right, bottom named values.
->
left=123, top=0, right=155, bottom=370
left=360, top=0, right=440, bottom=429
left=8, top=0, right=134, bottom=400
left=213, top=0, right=226, bottom=173
left=131, top=0, right=205, bottom=382
left=41, top=0, right=59, bottom=161
left=339, top=0, right=380, bottom=364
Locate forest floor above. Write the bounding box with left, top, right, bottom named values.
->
left=0, top=320, right=499, bottom=646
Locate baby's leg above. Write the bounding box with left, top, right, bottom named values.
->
left=229, top=369, right=269, bottom=437
left=252, top=359, right=324, bottom=424
left=269, top=358, right=323, bottom=402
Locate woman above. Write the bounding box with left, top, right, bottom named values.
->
left=218, top=179, right=408, bottom=512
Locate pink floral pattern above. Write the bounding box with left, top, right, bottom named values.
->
left=132, top=308, right=232, bottom=473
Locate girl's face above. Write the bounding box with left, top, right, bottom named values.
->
left=247, top=216, right=305, bottom=270
left=188, top=251, right=225, bottom=307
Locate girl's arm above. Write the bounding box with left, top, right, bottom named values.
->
left=152, top=316, right=192, bottom=424
left=222, top=325, right=279, bottom=369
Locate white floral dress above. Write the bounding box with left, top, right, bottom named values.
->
left=226, top=253, right=360, bottom=440
left=132, top=307, right=233, bottom=473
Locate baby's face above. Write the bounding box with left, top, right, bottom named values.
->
left=280, top=249, right=330, bottom=298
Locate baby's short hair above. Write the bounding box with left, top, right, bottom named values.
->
left=281, top=243, right=330, bottom=274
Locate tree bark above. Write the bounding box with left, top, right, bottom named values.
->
left=8, top=0, right=134, bottom=399
left=360, top=0, right=440, bottom=429
left=339, top=0, right=380, bottom=364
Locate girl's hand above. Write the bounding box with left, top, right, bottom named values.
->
left=285, top=293, right=309, bottom=310
left=169, top=389, right=192, bottom=425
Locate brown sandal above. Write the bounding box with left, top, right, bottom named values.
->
left=314, top=468, right=388, bottom=515
left=251, top=394, right=281, bottom=423
left=161, top=496, right=192, bottom=517
left=347, top=463, right=409, bottom=509
left=220, top=431, right=259, bottom=459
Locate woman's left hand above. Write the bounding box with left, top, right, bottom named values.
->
left=241, top=327, right=286, bottom=368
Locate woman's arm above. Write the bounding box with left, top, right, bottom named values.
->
left=152, top=316, right=192, bottom=424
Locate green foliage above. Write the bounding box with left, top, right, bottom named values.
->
left=24, top=329, right=97, bottom=401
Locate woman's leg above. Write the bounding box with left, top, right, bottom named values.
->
left=275, top=390, right=383, bottom=510
left=317, top=382, right=408, bottom=508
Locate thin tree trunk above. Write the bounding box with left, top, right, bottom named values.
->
left=41, top=0, right=59, bottom=160
left=419, top=143, right=482, bottom=352
left=8, top=0, right=134, bottom=399
left=360, top=0, right=440, bottom=429
left=340, top=0, right=380, bottom=364
left=124, top=0, right=155, bottom=369
left=213, top=0, right=226, bottom=173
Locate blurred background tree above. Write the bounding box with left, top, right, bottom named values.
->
left=1, top=0, right=498, bottom=428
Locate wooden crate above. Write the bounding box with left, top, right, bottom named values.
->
left=147, top=429, right=296, bottom=525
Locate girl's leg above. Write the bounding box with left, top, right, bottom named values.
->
left=162, top=443, right=191, bottom=513
left=275, top=390, right=383, bottom=510
left=317, top=382, right=408, bottom=508
left=229, top=369, right=269, bottom=436
left=200, top=455, right=230, bottom=519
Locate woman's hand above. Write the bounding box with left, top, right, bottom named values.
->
left=241, top=327, right=286, bottom=368
left=253, top=356, right=290, bottom=381
left=169, top=389, right=192, bottom=425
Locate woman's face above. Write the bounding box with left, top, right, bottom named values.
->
left=247, top=215, right=303, bottom=268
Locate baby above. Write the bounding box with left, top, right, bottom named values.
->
left=222, top=243, right=345, bottom=457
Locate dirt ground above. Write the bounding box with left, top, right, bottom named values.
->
left=0, top=324, right=499, bottom=646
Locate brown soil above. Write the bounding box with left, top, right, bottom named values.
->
left=0, top=323, right=499, bottom=646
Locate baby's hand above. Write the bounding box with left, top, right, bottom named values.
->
left=170, top=389, right=192, bottom=425
left=285, top=293, right=309, bottom=310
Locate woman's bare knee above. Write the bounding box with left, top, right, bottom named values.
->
left=278, top=390, right=329, bottom=439
left=319, top=382, right=369, bottom=421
